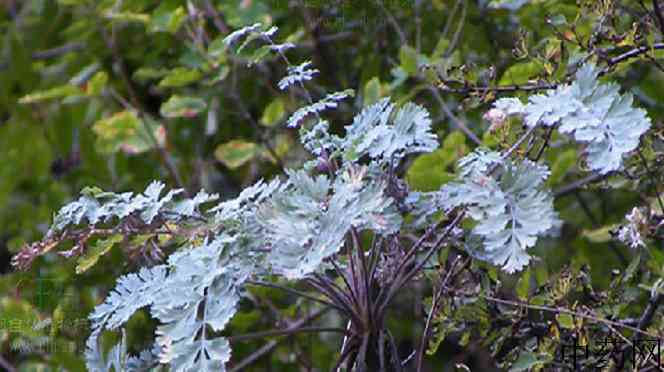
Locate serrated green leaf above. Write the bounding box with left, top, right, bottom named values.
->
left=214, top=140, right=259, bottom=169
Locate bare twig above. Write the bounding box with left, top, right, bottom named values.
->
left=229, top=326, right=345, bottom=343
left=229, top=307, right=330, bottom=372
left=429, top=87, right=482, bottom=145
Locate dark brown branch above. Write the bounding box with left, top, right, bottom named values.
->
left=229, top=307, right=330, bottom=372
left=437, top=81, right=557, bottom=94
left=554, top=172, right=610, bottom=197
left=636, top=292, right=662, bottom=338
left=229, top=326, right=345, bottom=343
left=246, top=280, right=344, bottom=311
left=652, top=0, right=664, bottom=36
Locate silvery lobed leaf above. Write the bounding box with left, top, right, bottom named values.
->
left=440, top=149, right=559, bottom=273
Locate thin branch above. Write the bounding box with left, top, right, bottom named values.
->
left=416, top=257, right=467, bottom=372
left=554, top=172, right=610, bottom=197
left=636, top=292, right=663, bottom=338
left=637, top=149, right=664, bottom=213
left=246, top=280, right=344, bottom=311
left=437, top=81, right=557, bottom=95
left=463, top=291, right=661, bottom=339
left=229, top=307, right=330, bottom=372
left=603, top=42, right=664, bottom=72
left=652, top=0, right=664, bottom=36
left=428, top=87, right=482, bottom=145
left=229, top=326, right=346, bottom=343
left=0, top=355, right=17, bottom=372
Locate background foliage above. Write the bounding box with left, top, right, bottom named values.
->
left=2, top=0, right=664, bottom=371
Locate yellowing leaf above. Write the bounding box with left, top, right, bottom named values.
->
left=92, top=111, right=165, bottom=154
left=160, top=95, right=207, bottom=118
left=214, top=140, right=259, bottom=169
left=104, top=11, right=150, bottom=24
left=19, top=84, right=81, bottom=104
left=582, top=224, right=618, bottom=243
left=556, top=313, right=575, bottom=329
left=76, top=234, right=123, bottom=274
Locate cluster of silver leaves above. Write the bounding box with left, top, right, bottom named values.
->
left=438, top=149, right=560, bottom=273
left=57, top=22, right=656, bottom=372
left=492, top=64, right=651, bottom=174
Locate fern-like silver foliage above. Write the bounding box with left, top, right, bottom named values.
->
left=79, top=95, right=429, bottom=370
left=493, top=64, right=651, bottom=174
left=258, top=167, right=402, bottom=279
left=49, top=181, right=216, bottom=236
left=286, top=89, right=355, bottom=128
left=278, top=60, right=319, bottom=90
left=342, top=98, right=439, bottom=163
left=439, top=149, right=560, bottom=273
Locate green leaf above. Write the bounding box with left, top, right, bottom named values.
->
left=406, top=131, right=467, bottom=191
left=103, top=11, right=150, bottom=24
left=92, top=111, right=166, bottom=154
left=18, top=85, right=81, bottom=104
left=76, top=235, right=123, bottom=274
left=363, top=77, right=382, bottom=105
left=548, top=149, right=576, bottom=186
left=400, top=45, right=418, bottom=76
left=214, top=140, right=259, bottom=169
left=133, top=67, right=170, bottom=82
left=158, top=68, right=203, bottom=88
left=260, top=98, right=285, bottom=127
left=582, top=225, right=618, bottom=243
left=516, top=268, right=531, bottom=300
left=556, top=313, right=575, bottom=329
left=622, top=252, right=641, bottom=284
left=499, top=61, right=543, bottom=85
left=150, top=5, right=186, bottom=34
left=86, top=71, right=108, bottom=96
left=160, top=95, right=207, bottom=118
